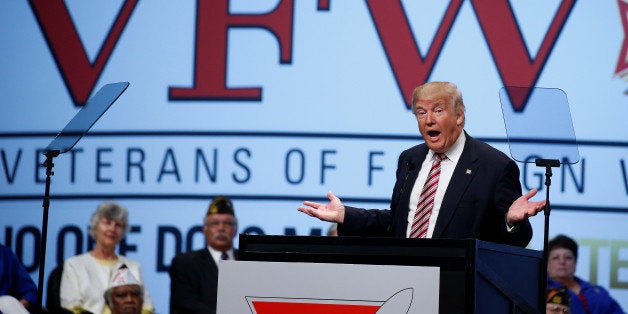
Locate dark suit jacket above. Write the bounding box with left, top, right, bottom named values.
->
left=169, top=248, right=238, bottom=314
left=339, top=133, right=532, bottom=247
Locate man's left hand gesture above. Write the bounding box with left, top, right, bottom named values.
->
left=507, top=188, right=546, bottom=226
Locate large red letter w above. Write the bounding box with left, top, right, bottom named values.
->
left=367, top=0, right=575, bottom=111
left=169, top=0, right=294, bottom=101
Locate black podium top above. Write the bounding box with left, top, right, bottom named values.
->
left=240, top=234, right=540, bottom=266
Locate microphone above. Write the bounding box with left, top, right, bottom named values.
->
left=406, top=161, right=416, bottom=173
left=392, top=161, right=416, bottom=207
left=399, top=161, right=415, bottom=194
left=389, top=160, right=416, bottom=235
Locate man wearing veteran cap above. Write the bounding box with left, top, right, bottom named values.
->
left=104, top=264, right=144, bottom=314
left=169, top=196, right=238, bottom=314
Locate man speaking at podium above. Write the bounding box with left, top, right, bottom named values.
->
left=298, top=81, right=546, bottom=247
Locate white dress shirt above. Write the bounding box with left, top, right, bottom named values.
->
left=208, top=246, right=234, bottom=266
left=406, top=133, right=466, bottom=238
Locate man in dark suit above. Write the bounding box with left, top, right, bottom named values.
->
left=298, top=81, right=545, bottom=247
left=169, top=196, right=238, bottom=314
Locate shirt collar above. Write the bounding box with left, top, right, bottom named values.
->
left=207, top=246, right=233, bottom=261
left=428, top=131, right=466, bottom=163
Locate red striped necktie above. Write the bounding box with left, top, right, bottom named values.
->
left=409, top=153, right=446, bottom=238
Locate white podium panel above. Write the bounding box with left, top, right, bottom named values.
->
left=217, top=260, right=439, bottom=313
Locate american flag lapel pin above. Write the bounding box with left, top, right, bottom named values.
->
left=466, top=169, right=472, bottom=175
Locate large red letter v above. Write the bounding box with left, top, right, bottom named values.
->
left=366, top=0, right=464, bottom=109
left=29, top=0, right=138, bottom=107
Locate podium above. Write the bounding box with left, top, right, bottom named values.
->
left=238, top=235, right=543, bottom=313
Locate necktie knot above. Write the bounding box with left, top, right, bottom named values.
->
left=434, top=153, right=446, bottom=162
left=221, top=251, right=229, bottom=260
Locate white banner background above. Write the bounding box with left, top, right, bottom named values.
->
left=1, top=1, right=627, bottom=312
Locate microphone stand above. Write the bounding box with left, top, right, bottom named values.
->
left=535, top=158, right=560, bottom=313
left=38, top=149, right=60, bottom=311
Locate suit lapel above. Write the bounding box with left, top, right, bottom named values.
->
left=199, top=248, right=219, bottom=274
left=432, top=135, right=479, bottom=238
